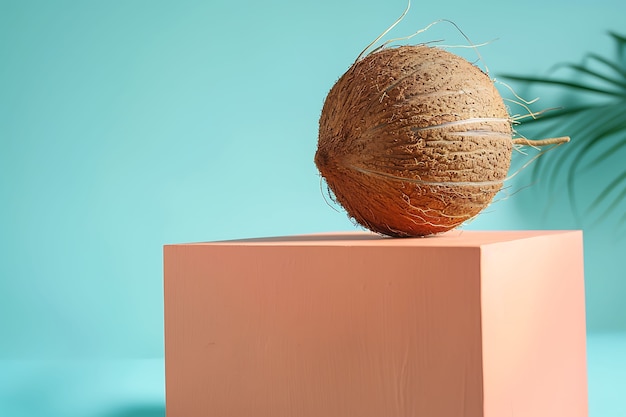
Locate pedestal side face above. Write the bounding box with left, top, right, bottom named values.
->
left=480, top=231, right=587, bottom=417
left=164, top=244, right=484, bottom=417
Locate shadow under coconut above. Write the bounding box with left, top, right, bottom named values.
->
left=215, top=232, right=386, bottom=243
left=206, top=229, right=491, bottom=244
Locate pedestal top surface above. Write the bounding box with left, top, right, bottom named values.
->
left=169, top=230, right=581, bottom=248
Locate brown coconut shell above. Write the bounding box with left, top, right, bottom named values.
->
left=315, top=45, right=513, bottom=237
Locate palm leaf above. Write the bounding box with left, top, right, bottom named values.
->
left=561, top=106, right=626, bottom=218
left=502, top=31, right=626, bottom=224
left=558, top=63, right=626, bottom=90
left=583, top=136, right=626, bottom=170
left=516, top=104, right=595, bottom=123
left=501, top=74, right=624, bottom=97
left=588, top=171, right=626, bottom=219
left=584, top=53, right=626, bottom=79
left=610, top=31, right=626, bottom=57
left=528, top=105, right=619, bottom=186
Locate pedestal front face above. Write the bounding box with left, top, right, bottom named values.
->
left=164, top=231, right=587, bottom=417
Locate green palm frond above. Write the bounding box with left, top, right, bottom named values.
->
left=503, top=74, right=625, bottom=97
left=501, top=32, right=626, bottom=224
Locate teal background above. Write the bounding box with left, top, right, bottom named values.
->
left=1, top=0, right=625, bottom=415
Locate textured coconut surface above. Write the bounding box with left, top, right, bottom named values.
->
left=316, top=45, right=513, bottom=237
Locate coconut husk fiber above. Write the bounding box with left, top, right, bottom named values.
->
left=315, top=45, right=513, bottom=237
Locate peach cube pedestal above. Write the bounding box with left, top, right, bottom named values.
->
left=164, top=230, right=587, bottom=417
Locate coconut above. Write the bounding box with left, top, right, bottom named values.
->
left=315, top=44, right=542, bottom=237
